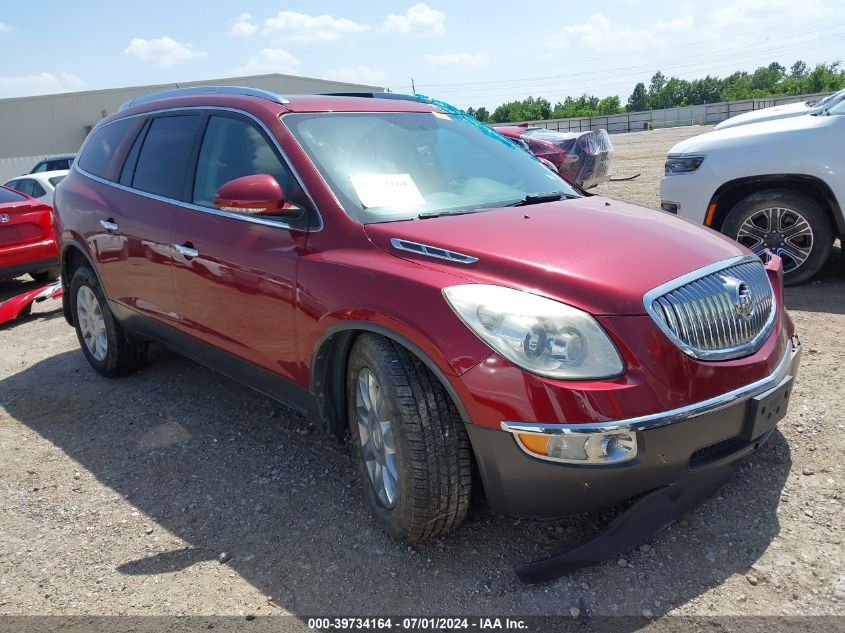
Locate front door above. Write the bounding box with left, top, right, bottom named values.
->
left=169, top=111, right=316, bottom=386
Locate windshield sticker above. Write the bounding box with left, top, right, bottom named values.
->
left=349, top=173, right=426, bottom=208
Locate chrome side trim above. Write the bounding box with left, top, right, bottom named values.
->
left=118, top=86, right=289, bottom=111
left=390, top=238, right=478, bottom=264
left=501, top=337, right=799, bottom=436
left=73, top=106, right=322, bottom=233
left=643, top=254, right=777, bottom=361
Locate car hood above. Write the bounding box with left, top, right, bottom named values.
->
left=714, top=101, right=809, bottom=130
left=668, top=111, right=830, bottom=155
left=364, top=196, right=746, bottom=316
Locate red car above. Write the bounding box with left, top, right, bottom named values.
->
left=0, top=185, right=60, bottom=282
left=54, top=88, right=800, bottom=579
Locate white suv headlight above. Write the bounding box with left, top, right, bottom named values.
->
left=442, top=284, right=624, bottom=380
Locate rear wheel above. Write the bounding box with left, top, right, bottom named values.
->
left=347, top=333, right=472, bottom=543
left=70, top=265, right=146, bottom=377
left=722, top=190, right=833, bottom=285
left=30, top=267, right=60, bottom=283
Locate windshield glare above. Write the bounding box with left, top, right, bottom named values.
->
left=283, top=111, right=578, bottom=223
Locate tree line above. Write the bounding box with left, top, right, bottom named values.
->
left=465, top=60, right=845, bottom=124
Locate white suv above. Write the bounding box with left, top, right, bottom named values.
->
left=660, top=99, right=845, bottom=284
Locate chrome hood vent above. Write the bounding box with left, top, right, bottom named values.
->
left=390, top=238, right=478, bottom=265
left=644, top=255, right=776, bottom=361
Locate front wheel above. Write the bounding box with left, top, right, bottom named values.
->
left=722, top=190, right=833, bottom=285
left=347, top=333, right=472, bottom=543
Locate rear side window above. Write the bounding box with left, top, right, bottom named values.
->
left=13, top=179, right=35, bottom=197
left=192, top=115, right=300, bottom=207
left=132, top=115, right=201, bottom=200
left=78, top=118, right=134, bottom=179
left=30, top=181, right=47, bottom=198
left=49, top=176, right=66, bottom=187
left=0, top=187, right=26, bottom=203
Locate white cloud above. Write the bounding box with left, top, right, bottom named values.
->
left=0, top=72, right=86, bottom=98
left=322, top=66, right=389, bottom=86
left=0, top=22, right=11, bottom=33
left=547, top=12, right=694, bottom=53
left=424, top=52, right=488, bottom=68
left=382, top=4, right=445, bottom=37
left=711, top=0, right=831, bottom=29
left=232, top=13, right=258, bottom=37
left=124, top=36, right=206, bottom=67
left=234, top=48, right=302, bottom=75
left=263, top=10, right=369, bottom=42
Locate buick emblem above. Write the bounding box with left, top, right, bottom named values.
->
left=0, top=213, right=9, bottom=223
left=721, top=275, right=754, bottom=321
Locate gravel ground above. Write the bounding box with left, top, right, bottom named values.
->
left=1, top=126, right=843, bottom=622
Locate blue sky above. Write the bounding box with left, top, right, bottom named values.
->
left=0, top=0, right=842, bottom=108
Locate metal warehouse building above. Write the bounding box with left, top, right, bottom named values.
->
left=0, top=73, right=382, bottom=182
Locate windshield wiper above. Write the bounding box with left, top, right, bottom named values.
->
left=509, top=191, right=577, bottom=206
left=417, top=209, right=484, bottom=219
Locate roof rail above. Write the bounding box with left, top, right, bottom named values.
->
left=118, top=86, right=289, bottom=111
left=318, top=92, right=431, bottom=103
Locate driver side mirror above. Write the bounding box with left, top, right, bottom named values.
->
left=214, top=174, right=301, bottom=218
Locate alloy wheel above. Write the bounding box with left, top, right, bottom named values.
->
left=355, top=368, right=399, bottom=508
left=736, top=206, right=814, bottom=274
left=76, top=285, right=108, bottom=361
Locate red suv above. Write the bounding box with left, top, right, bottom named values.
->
left=54, top=87, right=800, bottom=570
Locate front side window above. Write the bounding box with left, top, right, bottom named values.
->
left=192, top=115, right=302, bottom=209
left=32, top=162, right=47, bottom=173
left=132, top=115, right=202, bottom=199
left=283, top=111, right=577, bottom=224
left=78, top=118, right=134, bottom=180
left=48, top=159, right=70, bottom=171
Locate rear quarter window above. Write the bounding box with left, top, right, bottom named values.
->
left=78, top=118, right=135, bottom=180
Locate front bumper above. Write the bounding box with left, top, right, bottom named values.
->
left=468, top=337, right=801, bottom=519
left=659, top=163, right=723, bottom=225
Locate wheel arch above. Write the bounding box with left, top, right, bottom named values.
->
left=707, top=174, right=844, bottom=236
left=60, top=241, right=102, bottom=326
left=309, top=322, right=473, bottom=441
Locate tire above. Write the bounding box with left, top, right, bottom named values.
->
left=722, top=190, right=833, bottom=285
left=69, top=265, right=147, bottom=377
left=346, top=333, right=472, bottom=543
left=30, top=267, right=60, bottom=283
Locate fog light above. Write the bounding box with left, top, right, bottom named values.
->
left=514, top=430, right=637, bottom=464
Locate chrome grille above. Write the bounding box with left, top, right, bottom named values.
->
left=644, top=256, right=776, bottom=360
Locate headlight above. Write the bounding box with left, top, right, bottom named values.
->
left=442, top=284, right=624, bottom=380
left=664, top=154, right=705, bottom=175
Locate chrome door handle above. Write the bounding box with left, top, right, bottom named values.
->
left=174, top=243, right=199, bottom=258
left=99, top=219, right=119, bottom=231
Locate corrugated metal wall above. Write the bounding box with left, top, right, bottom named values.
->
left=0, top=73, right=381, bottom=182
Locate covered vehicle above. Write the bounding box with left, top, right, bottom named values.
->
left=496, top=125, right=614, bottom=189
left=714, top=89, right=845, bottom=130
left=0, top=185, right=60, bottom=282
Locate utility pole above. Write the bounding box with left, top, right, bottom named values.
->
left=411, top=77, right=416, bottom=93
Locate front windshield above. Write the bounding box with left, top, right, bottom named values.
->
left=283, top=111, right=578, bottom=223
left=828, top=98, right=845, bottom=116
left=813, top=89, right=845, bottom=111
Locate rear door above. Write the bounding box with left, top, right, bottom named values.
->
left=80, top=112, right=202, bottom=321
left=169, top=111, right=316, bottom=384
